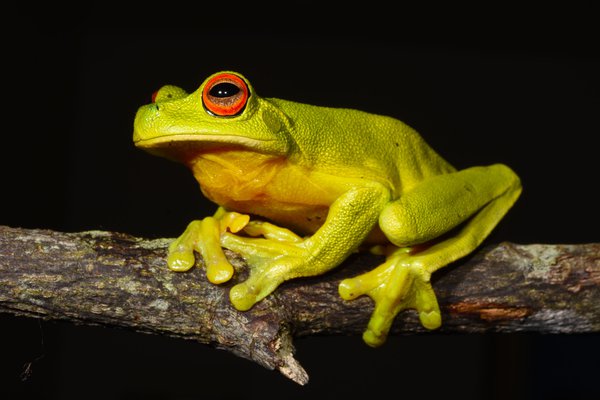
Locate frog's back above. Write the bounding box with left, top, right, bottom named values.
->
left=268, top=98, right=456, bottom=195
left=357, top=110, right=457, bottom=192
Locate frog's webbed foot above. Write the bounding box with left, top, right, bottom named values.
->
left=219, top=223, right=311, bottom=311
left=167, top=210, right=250, bottom=284
left=168, top=209, right=310, bottom=310
left=338, top=247, right=441, bottom=347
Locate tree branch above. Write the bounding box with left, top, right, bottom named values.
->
left=1, top=225, right=598, bottom=384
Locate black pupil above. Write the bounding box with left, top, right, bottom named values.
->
left=209, top=82, right=240, bottom=98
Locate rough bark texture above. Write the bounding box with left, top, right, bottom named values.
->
left=1, top=225, right=598, bottom=384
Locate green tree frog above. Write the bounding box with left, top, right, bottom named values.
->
left=133, top=71, right=521, bottom=346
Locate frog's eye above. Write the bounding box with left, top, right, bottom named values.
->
left=202, top=73, right=249, bottom=117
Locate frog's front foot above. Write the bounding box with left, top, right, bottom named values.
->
left=339, top=248, right=441, bottom=347
left=167, top=210, right=250, bottom=283
left=228, top=252, right=301, bottom=311
left=220, top=222, right=309, bottom=311
left=168, top=212, right=309, bottom=310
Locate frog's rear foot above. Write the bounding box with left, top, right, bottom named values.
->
left=339, top=248, right=441, bottom=347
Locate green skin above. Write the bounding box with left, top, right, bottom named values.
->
left=133, top=71, right=521, bottom=346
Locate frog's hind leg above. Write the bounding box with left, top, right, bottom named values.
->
left=339, top=164, right=521, bottom=346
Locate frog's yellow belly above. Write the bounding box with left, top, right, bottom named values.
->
left=188, top=148, right=387, bottom=242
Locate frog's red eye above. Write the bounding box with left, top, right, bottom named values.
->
left=202, top=73, right=249, bottom=117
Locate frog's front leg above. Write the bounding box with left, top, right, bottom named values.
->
left=339, top=164, right=521, bottom=346
left=221, top=184, right=391, bottom=311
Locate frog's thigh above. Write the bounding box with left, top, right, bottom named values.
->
left=379, top=164, right=521, bottom=250
left=346, top=164, right=520, bottom=346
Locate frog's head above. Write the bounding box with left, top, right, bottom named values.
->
left=133, top=71, right=291, bottom=162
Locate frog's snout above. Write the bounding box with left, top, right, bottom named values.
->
left=133, top=85, right=189, bottom=145
left=132, top=104, right=156, bottom=144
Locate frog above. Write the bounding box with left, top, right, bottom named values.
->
left=133, top=70, right=521, bottom=347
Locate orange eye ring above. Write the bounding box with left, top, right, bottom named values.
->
left=202, top=73, right=249, bottom=117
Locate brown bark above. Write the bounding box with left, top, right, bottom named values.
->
left=1, top=225, right=598, bottom=384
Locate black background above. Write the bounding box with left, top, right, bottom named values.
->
left=2, top=4, right=599, bottom=399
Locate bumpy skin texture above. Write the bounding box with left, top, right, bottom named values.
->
left=133, top=71, right=521, bottom=346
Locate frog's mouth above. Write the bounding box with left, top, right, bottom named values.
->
left=134, top=133, right=271, bottom=148
left=134, top=134, right=280, bottom=163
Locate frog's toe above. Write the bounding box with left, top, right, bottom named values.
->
left=242, top=221, right=303, bottom=243
left=229, top=282, right=256, bottom=311
left=229, top=281, right=267, bottom=311
left=167, top=237, right=196, bottom=271
left=339, top=259, right=395, bottom=300
left=419, top=309, right=442, bottom=330
left=338, top=278, right=362, bottom=300
left=205, top=260, right=234, bottom=284
left=414, top=280, right=442, bottom=329
left=363, top=310, right=395, bottom=347
left=229, top=270, right=282, bottom=311
left=363, top=328, right=383, bottom=347
left=167, top=246, right=196, bottom=272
